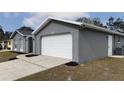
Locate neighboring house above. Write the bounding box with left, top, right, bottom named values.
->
left=0, top=39, right=12, bottom=50
left=10, top=29, right=33, bottom=53
left=32, top=17, right=124, bottom=64
left=7, top=39, right=13, bottom=50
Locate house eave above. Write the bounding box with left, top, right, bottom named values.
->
left=10, top=30, right=25, bottom=39
left=82, top=23, right=124, bottom=36
left=32, top=17, right=82, bottom=35
left=32, top=17, right=124, bottom=37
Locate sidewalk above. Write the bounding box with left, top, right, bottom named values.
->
left=0, top=54, right=70, bottom=80
left=109, top=55, right=124, bottom=58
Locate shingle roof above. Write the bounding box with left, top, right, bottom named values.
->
left=10, top=29, right=33, bottom=39
left=18, top=30, right=33, bottom=35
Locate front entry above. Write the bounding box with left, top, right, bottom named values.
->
left=28, top=37, right=33, bottom=53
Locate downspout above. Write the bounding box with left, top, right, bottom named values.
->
left=24, top=36, right=27, bottom=53
left=113, top=35, right=115, bottom=55
left=33, top=35, right=36, bottom=54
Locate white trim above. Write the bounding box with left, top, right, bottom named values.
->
left=108, top=35, right=113, bottom=56
left=49, top=17, right=82, bottom=26
left=10, top=32, right=15, bottom=38
left=16, top=31, right=25, bottom=36
left=32, top=17, right=124, bottom=36
left=10, top=30, right=25, bottom=38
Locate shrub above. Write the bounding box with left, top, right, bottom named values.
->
left=0, top=44, right=2, bottom=50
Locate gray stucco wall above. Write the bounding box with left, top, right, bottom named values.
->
left=33, top=20, right=124, bottom=63
left=12, top=33, right=26, bottom=53
left=34, top=21, right=80, bottom=62
left=78, top=29, right=108, bottom=63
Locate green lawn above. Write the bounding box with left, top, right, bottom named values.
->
left=0, top=51, right=20, bottom=63
left=17, top=57, right=124, bottom=81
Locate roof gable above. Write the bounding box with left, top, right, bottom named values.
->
left=10, top=31, right=24, bottom=39
left=32, top=17, right=124, bottom=37
left=18, top=30, right=32, bottom=35
left=10, top=29, right=33, bottom=39
left=32, top=17, right=82, bottom=35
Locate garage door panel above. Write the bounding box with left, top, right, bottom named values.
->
left=41, top=34, right=72, bottom=59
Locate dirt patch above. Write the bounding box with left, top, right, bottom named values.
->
left=17, top=57, right=124, bottom=81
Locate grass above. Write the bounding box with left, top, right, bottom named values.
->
left=0, top=51, right=20, bottom=63
left=17, top=57, right=124, bottom=81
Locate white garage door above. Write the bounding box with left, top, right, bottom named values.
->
left=41, top=34, right=72, bottom=59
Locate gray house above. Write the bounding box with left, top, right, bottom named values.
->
left=32, top=17, right=124, bottom=63
left=10, top=28, right=33, bottom=53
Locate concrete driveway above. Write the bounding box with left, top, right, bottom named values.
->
left=0, top=55, right=70, bottom=81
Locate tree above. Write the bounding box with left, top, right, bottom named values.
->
left=76, top=17, right=93, bottom=24
left=92, top=18, right=103, bottom=27
left=76, top=17, right=104, bottom=27
left=114, top=18, right=124, bottom=32
left=4, top=31, right=12, bottom=39
left=106, top=17, right=115, bottom=30
left=106, top=17, right=124, bottom=33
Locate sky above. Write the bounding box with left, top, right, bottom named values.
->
left=0, top=12, right=124, bottom=32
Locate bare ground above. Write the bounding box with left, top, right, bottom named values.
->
left=17, top=57, right=124, bottom=81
